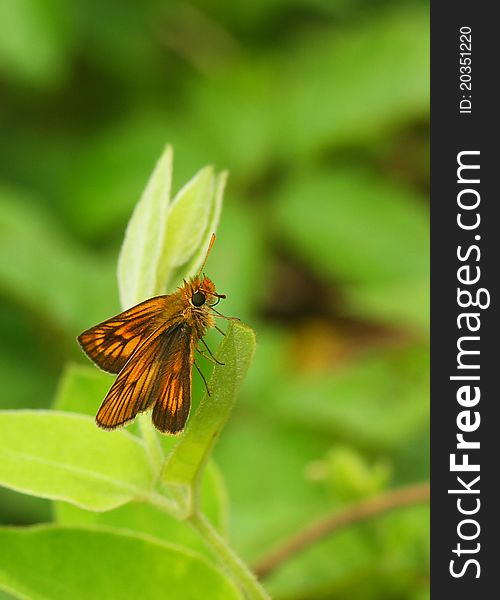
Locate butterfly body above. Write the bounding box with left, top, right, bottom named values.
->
left=78, top=274, right=224, bottom=434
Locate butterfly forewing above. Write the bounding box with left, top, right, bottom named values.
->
left=96, top=323, right=195, bottom=433
left=78, top=296, right=171, bottom=374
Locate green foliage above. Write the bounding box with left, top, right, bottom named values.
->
left=117, top=145, right=174, bottom=309
left=163, top=322, right=255, bottom=517
left=0, top=187, right=116, bottom=333
left=117, top=146, right=226, bottom=308
left=53, top=356, right=228, bottom=559
left=54, top=462, right=227, bottom=559
left=0, top=151, right=268, bottom=599
left=0, top=320, right=260, bottom=598
left=265, top=506, right=429, bottom=600
left=0, top=0, right=73, bottom=87
left=273, top=168, right=429, bottom=329
left=307, top=446, right=391, bottom=502
left=0, top=1, right=429, bottom=598
left=0, top=526, right=242, bottom=600
left=0, top=411, right=154, bottom=510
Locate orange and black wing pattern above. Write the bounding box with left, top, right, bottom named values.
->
left=152, top=325, right=194, bottom=434
left=78, top=296, right=171, bottom=374
left=96, top=323, right=194, bottom=434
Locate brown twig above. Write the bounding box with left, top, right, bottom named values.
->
left=253, top=481, right=430, bottom=579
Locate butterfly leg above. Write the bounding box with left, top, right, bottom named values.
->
left=196, top=348, right=223, bottom=366
left=194, top=361, right=211, bottom=396
left=210, top=307, right=240, bottom=322
left=198, top=337, right=224, bottom=365
left=214, top=325, right=226, bottom=337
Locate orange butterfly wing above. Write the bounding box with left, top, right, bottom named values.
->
left=78, top=296, right=171, bottom=374
left=152, top=327, right=194, bottom=434
left=96, top=323, right=194, bottom=434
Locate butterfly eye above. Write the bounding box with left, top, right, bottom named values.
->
left=191, top=291, right=206, bottom=307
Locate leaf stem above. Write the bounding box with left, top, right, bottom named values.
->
left=189, top=511, right=271, bottom=600
left=147, top=490, right=182, bottom=518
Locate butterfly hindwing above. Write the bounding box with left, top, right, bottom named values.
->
left=152, top=325, right=194, bottom=434
left=78, top=296, right=171, bottom=374
left=95, top=323, right=194, bottom=433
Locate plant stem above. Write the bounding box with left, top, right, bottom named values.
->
left=190, top=511, right=271, bottom=600
left=253, top=481, right=430, bottom=578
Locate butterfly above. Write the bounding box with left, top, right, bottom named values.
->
left=78, top=234, right=226, bottom=434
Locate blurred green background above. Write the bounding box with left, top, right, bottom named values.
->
left=0, top=0, right=429, bottom=598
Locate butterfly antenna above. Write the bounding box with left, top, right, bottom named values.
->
left=196, top=233, right=216, bottom=279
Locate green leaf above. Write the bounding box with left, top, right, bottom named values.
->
left=156, top=165, right=213, bottom=290
left=0, top=525, right=242, bottom=600
left=117, top=147, right=226, bottom=308
left=117, top=145, right=173, bottom=309
left=0, top=411, right=154, bottom=511
left=162, top=321, right=256, bottom=517
left=55, top=462, right=228, bottom=557
left=53, top=363, right=230, bottom=553
left=53, top=363, right=113, bottom=416
left=168, top=170, right=227, bottom=291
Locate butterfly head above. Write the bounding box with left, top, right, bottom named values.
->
left=183, top=234, right=226, bottom=312
left=188, top=276, right=226, bottom=309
